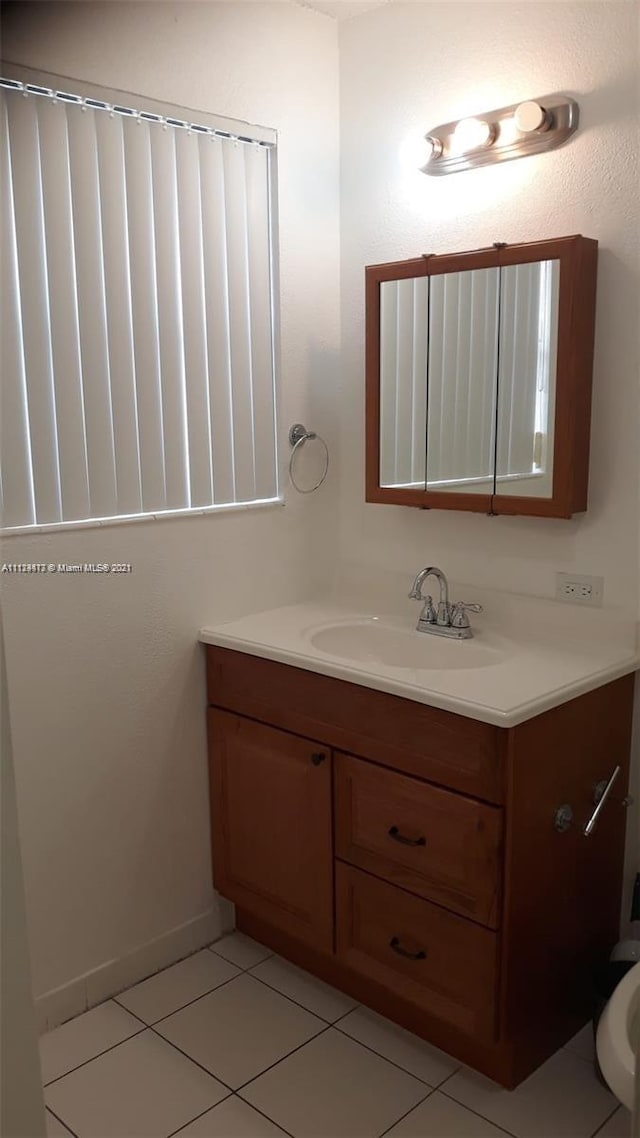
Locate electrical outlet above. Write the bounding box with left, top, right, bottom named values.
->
left=555, top=572, right=604, bottom=606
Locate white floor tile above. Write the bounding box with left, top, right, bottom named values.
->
left=337, top=1005, right=460, bottom=1087
left=241, top=1026, right=428, bottom=1138
left=45, top=1030, right=228, bottom=1138
left=39, top=999, right=143, bottom=1084
left=443, top=1048, right=617, bottom=1138
left=595, top=1109, right=632, bottom=1137
left=155, top=973, right=325, bottom=1089
left=209, top=932, right=272, bottom=970
left=385, top=1091, right=513, bottom=1137
left=116, top=949, right=240, bottom=1024
left=565, top=1023, right=596, bottom=1063
left=174, top=1096, right=288, bottom=1137
left=45, top=1110, right=75, bottom=1137
left=250, top=954, right=358, bottom=1022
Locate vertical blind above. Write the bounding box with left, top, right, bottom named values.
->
left=0, top=75, right=279, bottom=531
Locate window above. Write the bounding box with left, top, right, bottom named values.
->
left=1, top=69, right=280, bottom=533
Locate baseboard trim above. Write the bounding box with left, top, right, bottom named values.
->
left=36, top=905, right=230, bottom=1034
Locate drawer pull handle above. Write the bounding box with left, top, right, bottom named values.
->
left=310, top=752, right=326, bottom=766
left=389, top=936, right=426, bottom=961
left=388, top=825, right=426, bottom=847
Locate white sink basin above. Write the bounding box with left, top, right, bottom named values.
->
left=308, top=617, right=505, bottom=671
left=597, top=960, right=640, bottom=1111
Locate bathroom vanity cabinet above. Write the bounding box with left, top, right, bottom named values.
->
left=205, top=645, right=634, bottom=1088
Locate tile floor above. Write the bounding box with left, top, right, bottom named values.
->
left=41, top=932, right=632, bottom=1138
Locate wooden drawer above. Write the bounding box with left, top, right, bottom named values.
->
left=335, top=753, right=502, bottom=927
left=207, top=647, right=505, bottom=802
left=336, top=863, right=498, bottom=1041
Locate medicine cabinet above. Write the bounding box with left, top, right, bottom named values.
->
left=365, top=236, right=597, bottom=518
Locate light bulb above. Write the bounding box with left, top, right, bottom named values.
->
left=451, top=117, right=494, bottom=154
left=399, top=132, right=442, bottom=170
left=514, top=100, right=550, bottom=133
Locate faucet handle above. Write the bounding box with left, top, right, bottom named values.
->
left=411, top=587, right=437, bottom=624
left=418, top=595, right=437, bottom=624
left=450, top=601, right=483, bottom=629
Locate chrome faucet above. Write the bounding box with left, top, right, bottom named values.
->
left=408, top=566, right=483, bottom=640
left=409, top=566, right=450, bottom=626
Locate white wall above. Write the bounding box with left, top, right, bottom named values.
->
left=1, top=0, right=340, bottom=1007
left=1, top=620, right=46, bottom=1137
left=339, top=0, right=639, bottom=611
left=338, top=0, right=640, bottom=929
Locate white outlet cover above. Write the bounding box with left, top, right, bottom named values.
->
left=555, top=572, right=604, bottom=606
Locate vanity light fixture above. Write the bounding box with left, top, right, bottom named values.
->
left=419, top=94, right=578, bottom=176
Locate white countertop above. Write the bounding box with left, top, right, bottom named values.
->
left=199, top=572, right=639, bottom=727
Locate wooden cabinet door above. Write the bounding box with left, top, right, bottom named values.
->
left=208, top=709, right=333, bottom=951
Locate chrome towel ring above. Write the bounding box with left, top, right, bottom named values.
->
left=288, top=423, right=329, bottom=494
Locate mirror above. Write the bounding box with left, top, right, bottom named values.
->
left=379, top=275, right=428, bottom=489
left=496, top=260, right=559, bottom=499
left=378, top=260, right=559, bottom=499
left=427, top=267, right=499, bottom=495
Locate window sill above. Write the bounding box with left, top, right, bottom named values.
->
left=1, top=497, right=285, bottom=538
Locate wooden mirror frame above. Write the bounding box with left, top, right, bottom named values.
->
left=365, top=235, right=598, bottom=519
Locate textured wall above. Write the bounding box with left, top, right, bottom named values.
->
left=339, top=0, right=639, bottom=610
left=1, top=0, right=340, bottom=999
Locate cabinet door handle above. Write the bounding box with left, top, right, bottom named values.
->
left=388, top=825, right=426, bottom=847
left=310, top=752, right=326, bottom=766
left=389, top=936, right=426, bottom=960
